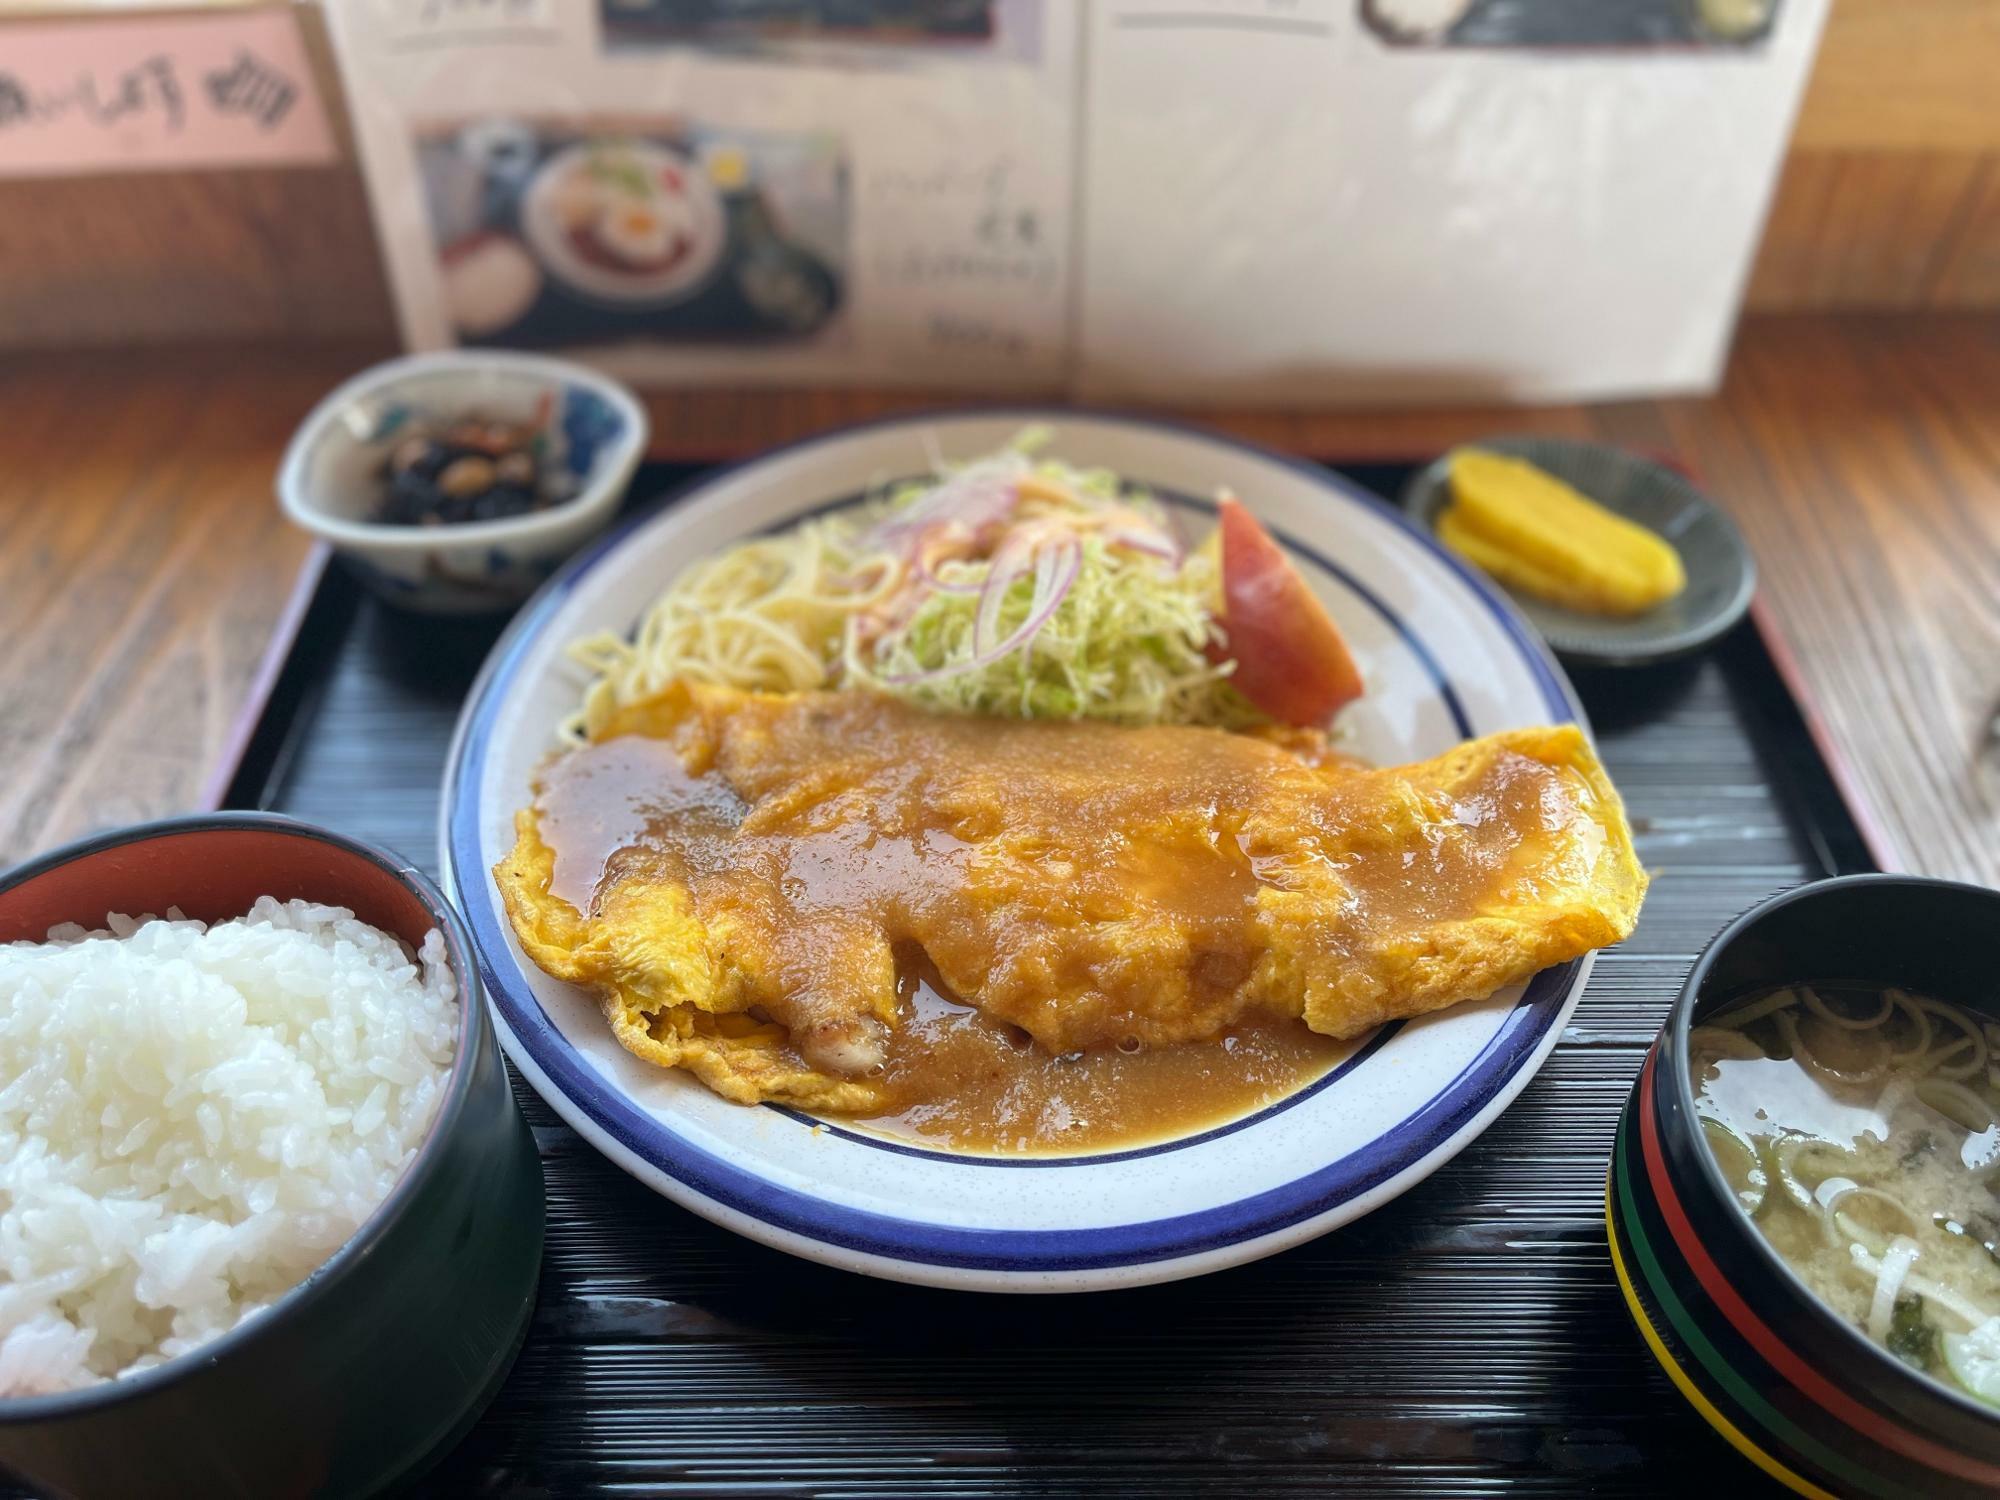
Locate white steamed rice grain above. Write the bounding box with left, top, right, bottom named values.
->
left=0, top=897, right=457, bottom=1394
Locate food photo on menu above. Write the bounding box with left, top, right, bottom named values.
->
left=1361, top=0, right=1783, bottom=46
left=17, top=2, right=2000, bottom=1499
left=419, top=116, right=849, bottom=350
left=599, top=0, right=1011, bottom=52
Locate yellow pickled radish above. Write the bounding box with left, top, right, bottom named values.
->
left=1441, top=449, right=1686, bottom=617
left=1436, top=508, right=1586, bottom=608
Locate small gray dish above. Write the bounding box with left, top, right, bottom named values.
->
left=1402, top=436, right=1756, bottom=668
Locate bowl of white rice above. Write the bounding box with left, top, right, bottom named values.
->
left=0, top=814, right=545, bottom=1500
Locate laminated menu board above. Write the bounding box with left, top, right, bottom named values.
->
left=330, top=0, right=1828, bottom=403
left=331, top=0, right=1074, bottom=390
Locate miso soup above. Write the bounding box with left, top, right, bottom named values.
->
left=1690, top=985, right=2000, bottom=1407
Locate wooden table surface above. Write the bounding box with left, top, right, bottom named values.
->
left=5, top=313, right=1997, bottom=886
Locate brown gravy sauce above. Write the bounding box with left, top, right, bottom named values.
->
left=530, top=721, right=1352, bottom=1154
left=525, top=687, right=1606, bottom=1154
left=858, top=953, right=1350, bottom=1153
left=539, top=734, right=743, bottom=913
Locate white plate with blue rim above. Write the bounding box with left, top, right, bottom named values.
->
left=440, top=410, right=1594, bottom=1292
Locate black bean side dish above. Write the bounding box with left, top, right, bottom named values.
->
left=374, top=416, right=569, bottom=526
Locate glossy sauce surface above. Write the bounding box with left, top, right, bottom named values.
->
left=855, top=955, right=1350, bottom=1152
left=527, top=702, right=1350, bottom=1148
left=518, top=684, right=1630, bottom=1149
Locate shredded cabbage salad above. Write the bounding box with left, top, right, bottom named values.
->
left=841, top=434, right=1253, bottom=724
left=566, top=430, right=1260, bottom=734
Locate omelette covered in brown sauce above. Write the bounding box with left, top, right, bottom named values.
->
left=495, top=681, right=1645, bottom=1151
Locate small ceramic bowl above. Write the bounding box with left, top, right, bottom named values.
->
left=1402, top=437, right=1755, bottom=668
left=278, top=350, right=647, bottom=615
left=0, top=814, right=546, bottom=1500
left=1610, top=875, right=2000, bottom=1497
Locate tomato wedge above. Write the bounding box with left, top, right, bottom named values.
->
left=1212, top=494, right=1365, bottom=725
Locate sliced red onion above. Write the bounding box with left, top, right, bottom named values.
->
left=867, top=461, right=1022, bottom=552
left=875, top=534, right=1081, bottom=685
left=972, top=531, right=1039, bottom=658
left=979, top=536, right=1080, bottom=664
left=911, top=524, right=986, bottom=595
left=1104, top=524, right=1182, bottom=562
left=914, top=551, right=983, bottom=595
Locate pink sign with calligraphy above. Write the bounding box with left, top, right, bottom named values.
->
left=0, top=8, right=335, bottom=177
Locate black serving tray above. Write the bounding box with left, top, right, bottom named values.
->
left=206, top=460, right=1866, bottom=1498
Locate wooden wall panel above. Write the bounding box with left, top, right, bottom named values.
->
left=0, top=2, right=398, bottom=352
left=1789, top=0, right=2000, bottom=153
left=1746, top=151, right=1994, bottom=311
left=1741, top=0, right=2000, bottom=311
left=0, top=166, right=397, bottom=348
left=1921, top=162, right=2000, bottom=307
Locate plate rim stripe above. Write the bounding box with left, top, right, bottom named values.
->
left=439, top=408, right=1592, bottom=1276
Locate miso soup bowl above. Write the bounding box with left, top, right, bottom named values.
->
left=0, top=814, right=547, bottom=1500
left=1610, top=875, right=2000, bottom=1498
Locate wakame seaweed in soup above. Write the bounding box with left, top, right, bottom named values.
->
left=1691, top=985, right=2000, bottom=1406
